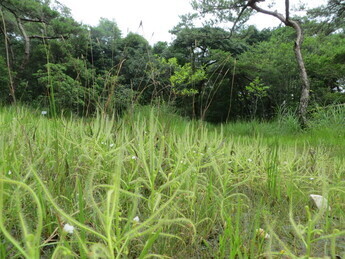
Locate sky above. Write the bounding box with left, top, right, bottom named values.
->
left=56, top=0, right=326, bottom=45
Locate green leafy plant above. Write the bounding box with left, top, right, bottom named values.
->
left=245, top=77, right=270, bottom=118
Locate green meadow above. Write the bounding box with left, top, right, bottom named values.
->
left=0, top=105, right=344, bottom=258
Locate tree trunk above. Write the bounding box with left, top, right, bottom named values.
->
left=290, top=21, right=310, bottom=128
left=0, top=7, right=16, bottom=103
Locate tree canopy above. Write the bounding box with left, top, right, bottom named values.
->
left=0, top=0, right=344, bottom=123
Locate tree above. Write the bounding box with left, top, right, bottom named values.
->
left=0, top=0, right=81, bottom=102
left=235, top=27, right=298, bottom=114
left=245, top=77, right=270, bottom=118
left=169, top=24, right=259, bottom=120
left=89, top=18, right=122, bottom=71
left=118, top=33, right=153, bottom=104
left=192, top=0, right=312, bottom=126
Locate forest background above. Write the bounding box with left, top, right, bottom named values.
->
left=0, top=0, right=344, bottom=123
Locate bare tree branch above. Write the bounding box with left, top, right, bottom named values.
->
left=249, top=1, right=287, bottom=24
left=15, top=16, right=30, bottom=70
left=229, top=3, right=250, bottom=37
left=285, top=0, right=290, bottom=21
left=29, top=35, right=67, bottom=40
left=20, top=17, right=47, bottom=23
left=0, top=6, right=16, bottom=103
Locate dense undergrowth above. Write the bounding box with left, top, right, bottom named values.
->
left=0, top=105, right=344, bottom=258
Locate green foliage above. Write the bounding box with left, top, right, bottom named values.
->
left=166, top=57, right=206, bottom=96
left=237, top=27, right=299, bottom=108
left=308, top=0, right=345, bottom=34
left=245, top=77, right=270, bottom=118
left=303, top=34, right=345, bottom=104
left=191, top=0, right=254, bottom=28
left=0, top=57, right=9, bottom=100
left=89, top=18, right=122, bottom=71
left=245, top=77, right=270, bottom=99
left=0, top=0, right=344, bottom=122
left=35, top=63, right=85, bottom=111
left=119, top=33, right=153, bottom=103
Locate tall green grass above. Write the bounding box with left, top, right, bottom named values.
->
left=0, top=105, right=344, bottom=258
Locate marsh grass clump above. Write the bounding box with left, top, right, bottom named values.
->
left=0, top=105, right=344, bottom=258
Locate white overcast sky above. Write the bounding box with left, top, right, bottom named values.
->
left=56, top=0, right=326, bottom=45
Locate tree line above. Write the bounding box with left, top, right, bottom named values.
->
left=0, top=0, right=344, bottom=123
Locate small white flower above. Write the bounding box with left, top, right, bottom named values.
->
left=101, top=142, right=105, bottom=145
left=109, top=144, right=114, bottom=148
left=8, top=170, right=12, bottom=175
left=256, top=228, right=270, bottom=239
left=133, top=216, right=140, bottom=222
left=131, top=156, right=138, bottom=160
left=200, top=153, right=204, bottom=156
left=63, top=223, right=75, bottom=234
left=309, top=177, right=315, bottom=180
left=41, top=111, right=47, bottom=115
left=228, top=161, right=232, bottom=164
left=247, top=158, right=253, bottom=162
left=310, top=194, right=331, bottom=211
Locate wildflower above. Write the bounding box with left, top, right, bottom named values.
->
left=8, top=170, right=12, bottom=175
left=310, top=194, right=331, bottom=211
left=131, top=156, right=138, bottom=160
left=63, top=223, right=75, bottom=234
left=256, top=228, right=270, bottom=239
left=247, top=158, right=253, bottom=162
left=41, top=111, right=47, bottom=115
left=133, top=216, right=140, bottom=222
left=309, top=177, right=315, bottom=180
left=109, top=144, right=114, bottom=148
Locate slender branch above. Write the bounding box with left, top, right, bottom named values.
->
left=16, top=16, right=30, bottom=69
left=249, top=1, right=287, bottom=25
left=0, top=6, right=16, bottom=103
left=229, top=3, right=250, bottom=37
left=202, top=3, right=247, bottom=12
left=20, top=17, right=47, bottom=23
left=29, top=35, right=67, bottom=40
left=285, top=0, right=290, bottom=21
